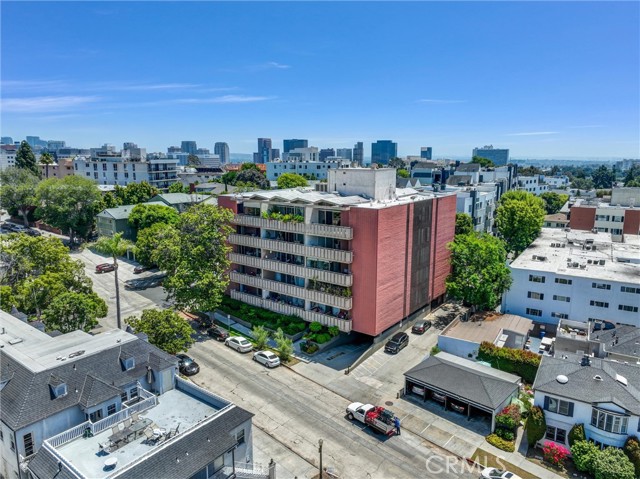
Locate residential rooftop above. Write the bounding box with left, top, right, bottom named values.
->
left=509, top=228, right=640, bottom=282
left=96, top=202, right=167, bottom=220
left=441, top=313, right=532, bottom=345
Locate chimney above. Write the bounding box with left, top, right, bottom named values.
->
left=581, top=354, right=591, bottom=367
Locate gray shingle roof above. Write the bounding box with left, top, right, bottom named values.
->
left=28, top=447, right=79, bottom=479
left=151, top=193, right=207, bottom=205
left=533, top=354, right=640, bottom=415
left=591, top=326, right=640, bottom=358
left=404, top=352, right=520, bottom=411
left=0, top=339, right=176, bottom=430
left=96, top=202, right=167, bottom=220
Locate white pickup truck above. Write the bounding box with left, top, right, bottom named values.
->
left=346, top=402, right=396, bottom=435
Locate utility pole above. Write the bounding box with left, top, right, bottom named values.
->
left=318, top=438, right=323, bottom=479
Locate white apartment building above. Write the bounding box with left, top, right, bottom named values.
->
left=518, top=175, right=549, bottom=195
left=543, top=175, right=570, bottom=188
left=0, top=144, right=17, bottom=170
left=73, top=144, right=178, bottom=190
left=282, top=147, right=319, bottom=162
left=452, top=186, right=497, bottom=233
left=266, top=158, right=350, bottom=181
left=502, top=229, right=640, bottom=327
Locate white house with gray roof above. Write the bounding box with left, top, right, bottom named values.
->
left=0, top=311, right=258, bottom=479
left=533, top=353, right=640, bottom=449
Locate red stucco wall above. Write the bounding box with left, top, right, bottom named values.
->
left=623, top=210, right=640, bottom=234
left=217, top=195, right=238, bottom=213
left=569, top=206, right=596, bottom=230
left=430, top=195, right=456, bottom=300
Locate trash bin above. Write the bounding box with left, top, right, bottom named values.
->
left=540, top=331, right=546, bottom=339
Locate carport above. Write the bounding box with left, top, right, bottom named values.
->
left=404, top=351, right=520, bottom=431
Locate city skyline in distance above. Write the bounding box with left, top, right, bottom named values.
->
left=1, top=2, right=638, bottom=159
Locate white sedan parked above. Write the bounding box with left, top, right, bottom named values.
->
left=253, top=350, right=281, bottom=368
left=481, top=468, right=522, bottom=479
left=225, top=336, right=253, bottom=353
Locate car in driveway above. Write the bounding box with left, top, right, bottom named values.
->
left=253, top=350, right=280, bottom=368
left=384, top=332, right=409, bottom=354
left=176, top=354, right=200, bottom=376
left=207, top=326, right=230, bottom=341
left=411, top=320, right=432, bottom=335
left=95, top=263, right=116, bottom=273
left=481, top=468, right=522, bottom=479
left=225, top=336, right=253, bottom=353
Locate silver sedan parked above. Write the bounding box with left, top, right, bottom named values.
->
left=225, top=336, right=253, bottom=353
left=252, top=350, right=281, bottom=368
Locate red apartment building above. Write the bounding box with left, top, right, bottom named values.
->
left=569, top=188, right=640, bottom=239
left=218, top=168, right=456, bottom=337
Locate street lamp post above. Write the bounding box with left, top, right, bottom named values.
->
left=318, top=439, right=323, bottom=478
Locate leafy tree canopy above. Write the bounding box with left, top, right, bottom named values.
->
left=396, top=169, right=410, bottom=178
left=126, top=309, right=194, bottom=354
left=235, top=168, right=269, bottom=190
left=518, top=166, right=543, bottom=176
left=114, top=181, right=159, bottom=205
left=95, top=191, right=122, bottom=212
left=593, top=447, right=636, bottom=479
left=240, top=162, right=259, bottom=171
left=36, top=175, right=102, bottom=239
left=446, top=233, right=512, bottom=310
left=624, top=165, right=640, bottom=187
left=277, top=173, right=308, bottom=189
left=388, top=157, right=406, bottom=169
left=571, top=177, right=594, bottom=190
left=591, top=165, right=616, bottom=190
left=168, top=182, right=188, bottom=193
left=156, top=203, right=234, bottom=313
left=540, top=192, right=569, bottom=215
left=455, top=213, right=473, bottom=235
left=42, top=292, right=107, bottom=333
left=15, top=141, right=39, bottom=176
left=187, top=154, right=201, bottom=166
left=134, top=222, right=179, bottom=267
left=128, top=203, right=179, bottom=230
left=471, top=156, right=494, bottom=168
left=0, top=167, right=40, bottom=226
left=496, top=190, right=545, bottom=255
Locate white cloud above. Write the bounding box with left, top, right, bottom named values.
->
left=417, top=99, right=466, bottom=104
left=1, top=96, right=99, bottom=112
left=506, top=131, right=558, bottom=136
left=266, top=61, right=291, bottom=69
left=174, top=95, right=274, bottom=104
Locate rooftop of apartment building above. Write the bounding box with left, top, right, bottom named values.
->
left=441, top=312, right=532, bottom=344
left=571, top=187, right=640, bottom=209
left=557, top=319, right=640, bottom=358
left=509, top=228, right=640, bottom=282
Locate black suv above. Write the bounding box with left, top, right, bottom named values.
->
left=385, top=332, right=409, bottom=354
left=412, top=320, right=432, bottom=335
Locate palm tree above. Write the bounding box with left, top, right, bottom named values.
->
left=39, top=152, right=55, bottom=179
left=91, top=233, right=134, bottom=329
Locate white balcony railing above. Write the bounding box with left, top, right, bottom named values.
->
left=229, top=234, right=352, bottom=263
left=234, top=214, right=353, bottom=240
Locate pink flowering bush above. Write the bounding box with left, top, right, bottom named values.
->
left=543, top=441, right=569, bottom=469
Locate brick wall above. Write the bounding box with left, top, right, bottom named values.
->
left=569, top=206, right=596, bottom=230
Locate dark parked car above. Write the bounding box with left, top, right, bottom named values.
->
left=412, top=320, right=432, bottom=335
left=385, top=332, right=409, bottom=354
left=207, top=327, right=230, bottom=341
left=95, top=263, right=116, bottom=273
left=24, top=228, right=42, bottom=237
left=176, top=354, right=200, bottom=376
left=133, top=265, right=150, bottom=274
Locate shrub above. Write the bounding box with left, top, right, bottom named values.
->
left=430, top=345, right=441, bottom=356
left=309, top=321, right=323, bottom=333
left=314, top=333, right=331, bottom=344
left=328, top=326, right=340, bottom=337
left=252, top=325, right=270, bottom=350
left=593, top=447, right=636, bottom=479
left=477, top=341, right=540, bottom=383
left=623, top=436, right=640, bottom=478
left=571, top=440, right=599, bottom=475
left=495, top=428, right=515, bottom=441
left=543, top=442, right=569, bottom=469
left=495, top=404, right=522, bottom=430
left=526, top=406, right=546, bottom=445
left=486, top=434, right=515, bottom=452
left=274, top=328, right=293, bottom=362
left=568, top=423, right=586, bottom=447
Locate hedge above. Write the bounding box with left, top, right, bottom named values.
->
left=623, top=436, right=640, bottom=478
left=568, top=423, right=586, bottom=447
left=526, top=406, right=546, bottom=445
left=218, top=296, right=307, bottom=336
left=486, top=434, right=515, bottom=452
left=477, top=341, right=541, bottom=383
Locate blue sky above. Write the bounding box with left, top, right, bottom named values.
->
left=2, top=1, right=639, bottom=159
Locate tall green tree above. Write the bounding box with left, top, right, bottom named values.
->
left=274, top=328, right=293, bottom=362
left=96, top=191, right=122, bottom=212
left=592, top=447, right=636, bottom=479
left=455, top=213, right=473, bottom=236
left=91, top=233, right=134, bottom=329
left=591, top=164, right=615, bottom=189
left=17, top=272, right=68, bottom=320
left=36, top=175, right=102, bottom=240
left=277, top=173, right=308, bottom=189
left=571, top=177, right=594, bottom=190
left=128, top=203, right=179, bottom=231
left=540, top=192, right=569, bottom=214
left=187, top=154, right=201, bottom=166
left=114, top=182, right=159, bottom=205
left=623, top=165, right=640, bottom=187
left=15, top=140, right=39, bottom=176
left=156, top=203, right=234, bottom=313
left=496, top=190, right=545, bottom=256
left=388, top=157, right=406, bottom=169
left=39, top=152, right=55, bottom=179
left=446, top=233, right=512, bottom=310
left=125, top=309, right=194, bottom=354
left=133, top=222, right=179, bottom=267
left=42, top=292, right=107, bottom=333
left=0, top=167, right=39, bottom=226
left=235, top=168, right=269, bottom=190
left=471, top=156, right=494, bottom=168
left=168, top=182, right=188, bottom=193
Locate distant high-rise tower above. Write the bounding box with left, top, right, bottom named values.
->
left=371, top=140, right=397, bottom=165
left=1, top=137, right=13, bottom=145
left=214, top=142, right=230, bottom=164
left=472, top=145, right=510, bottom=166
left=256, top=138, right=272, bottom=164
left=181, top=141, right=197, bottom=155
left=283, top=139, right=308, bottom=154
left=353, top=142, right=364, bottom=165
left=336, top=148, right=352, bottom=160
left=271, top=148, right=280, bottom=160
left=420, top=147, right=433, bottom=160
left=319, top=148, right=335, bottom=162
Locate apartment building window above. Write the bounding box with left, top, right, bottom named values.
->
left=89, top=409, right=103, bottom=422
left=611, top=229, right=623, bottom=235
left=619, top=305, right=639, bottom=313
left=10, top=435, right=15, bottom=452
left=86, top=172, right=90, bottom=177
left=94, top=172, right=98, bottom=180
left=611, top=216, right=624, bottom=222
left=114, top=173, right=118, bottom=180
left=526, top=308, right=542, bottom=317
left=528, top=274, right=545, bottom=283
left=553, top=295, right=570, bottom=302
left=133, top=173, right=136, bottom=180
left=595, top=215, right=610, bottom=221
left=121, top=391, right=128, bottom=402
left=545, top=426, right=567, bottom=444
left=236, top=429, right=245, bottom=445
left=544, top=396, right=574, bottom=416
left=527, top=292, right=544, bottom=300
left=23, top=432, right=34, bottom=456
left=102, top=163, right=107, bottom=171
left=591, top=408, right=628, bottom=434
left=621, top=286, right=639, bottom=294
left=107, top=404, right=117, bottom=416
left=124, top=172, right=129, bottom=178
left=551, top=312, right=569, bottom=319
left=113, top=164, right=118, bottom=170
left=590, top=300, right=609, bottom=308
left=93, top=163, right=98, bottom=171
left=555, top=278, right=572, bottom=285
left=592, top=282, right=611, bottom=290
left=130, top=386, right=138, bottom=399
left=74, top=163, right=78, bottom=170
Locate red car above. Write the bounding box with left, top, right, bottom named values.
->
left=95, top=263, right=116, bottom=273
